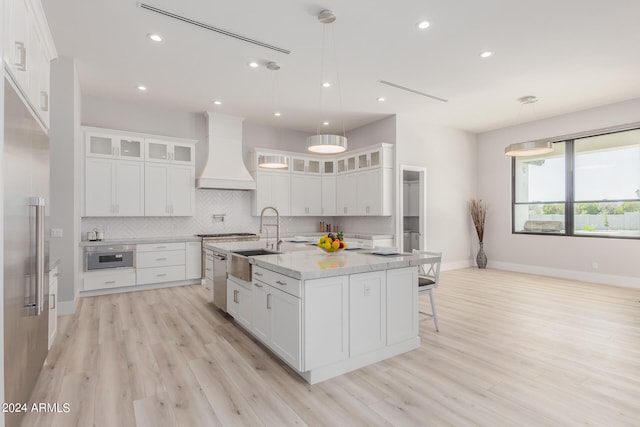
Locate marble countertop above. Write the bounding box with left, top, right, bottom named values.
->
left=249, top=250, right=437, bottom=280
left=79, top=235, right=201, bottom=247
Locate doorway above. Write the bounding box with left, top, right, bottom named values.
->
left=397, top=165, right=427, bottom=252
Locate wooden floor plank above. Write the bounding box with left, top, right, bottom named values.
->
left=25, top=268, right=640, bottom=426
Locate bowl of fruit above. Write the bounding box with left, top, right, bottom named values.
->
left=317, top=232, right=348, bottom=253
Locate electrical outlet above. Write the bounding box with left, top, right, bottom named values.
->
left=592, top=261, right=599, bottom=269
left=51, top=228, right=63, bottom=238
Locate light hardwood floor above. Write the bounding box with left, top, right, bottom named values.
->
left=22, top=268, right=640, bottom=426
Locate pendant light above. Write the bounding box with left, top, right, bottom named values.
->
left=505, top=95, right=554, bottom=157
left=505, top=140, right=554, bottom=156
left=258, top=61, right=289, bottom=169
left=307, top=10, right=348, bottom=154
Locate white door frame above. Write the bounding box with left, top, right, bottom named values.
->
left=396, top=165, right=427, bottom=252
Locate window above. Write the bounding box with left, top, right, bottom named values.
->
left=512, top=128, right=640, bottom=239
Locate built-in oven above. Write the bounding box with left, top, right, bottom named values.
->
left=84, top=244, right=135, bottom=271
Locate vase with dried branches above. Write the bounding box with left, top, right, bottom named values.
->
left=468, top=199, right=488, bottom=268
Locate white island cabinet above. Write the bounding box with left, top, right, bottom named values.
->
left=228, top=249, right=435, bottom=384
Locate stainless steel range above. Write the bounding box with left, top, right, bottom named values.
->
left=196, top=233, right=259, bottom=312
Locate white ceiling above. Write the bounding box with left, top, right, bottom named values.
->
left=42, top=0, right=640, bottom=134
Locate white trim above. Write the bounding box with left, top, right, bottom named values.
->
left=442, top=259, right=474, bottom=271
left=490, top=261, right=640, bottom=289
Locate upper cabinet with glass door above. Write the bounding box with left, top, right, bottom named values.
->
left=291, top=156, right=321, bottom=174
left=145, top=139, right=195, bottom=165
left=357, top=144, right=394, bottom=170
left=85, top=132, right=145, bottom=161
left=336, top=153, right=357, bottom=174
left=322, top=159, right=336, bottom=174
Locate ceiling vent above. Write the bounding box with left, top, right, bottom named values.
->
left=378, top=80, right=448, bottom=103
left=138, top=2, right=291, bottom=54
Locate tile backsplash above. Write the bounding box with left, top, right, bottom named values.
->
left=81, top=189, right=394, bottom=240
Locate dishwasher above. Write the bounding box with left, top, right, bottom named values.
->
left=211, top=249, right=228, bottom=311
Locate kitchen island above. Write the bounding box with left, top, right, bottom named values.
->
left=211, top=240, right=437, bottom=384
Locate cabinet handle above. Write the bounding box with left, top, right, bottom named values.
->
left=205, top=268, right=212, bottom=272
left=51, top=293, right=56, bottom=309
left=14, top=41, right=26, bottom=71
left=156, top=246, right=167, bottom=249
left=40, top=91, right=49, bottom=112
left=156, top=258, right=167, bottom=261
left=275, top=280, right=286, bottom=286
left=254, top=272, right=263, bottom=277
left=234, top=290, right=239, bottom=303
left=253, top=283, right=263, bottom=288
left=267, top=293, right=272, bottom=309
left=104, top=280, right=116, bottom=284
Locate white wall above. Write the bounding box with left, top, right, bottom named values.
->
left=396, top=113, right=478, bottom=269
left=49, top=57, right=82, bottom=313
left=477, top=98, right=640, bottom=288
left=0, top=0, right=6, bottom=418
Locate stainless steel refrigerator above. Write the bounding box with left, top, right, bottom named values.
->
left=3, top=77, right=50, bottom=427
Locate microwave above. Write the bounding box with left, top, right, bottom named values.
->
left=84, top=245, right=135, bottom=271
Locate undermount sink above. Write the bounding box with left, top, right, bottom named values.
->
left=229, top=248, right=281, bottom=282
left=232, top=249, right=281, bottom=257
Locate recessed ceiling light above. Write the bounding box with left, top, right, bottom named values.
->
left=147, top=33, right=162, bottom=42
left=274, top=112, right=281, bottom=117
left=137, top=85, right=147, bottom=91
left=323, top=121, right=330, bottom=126
left=479, top=51, right=493, bottom=58
left=213, top=100, right=222, bottom=105
left=376, top=97, right=386, bottom=102
left=322, top=82, right=331, bottom=88
left=248, top=61, right=259, bottom=68
left=417, top=21, right=430, bottom=30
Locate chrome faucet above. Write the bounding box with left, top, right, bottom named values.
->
left=259, top=206, right=283, bottom=251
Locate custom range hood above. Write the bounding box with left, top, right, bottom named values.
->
left=196, top=112, right=256, bottom=190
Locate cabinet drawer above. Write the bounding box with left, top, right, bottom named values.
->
left=137, top=265, right=185, bottom=285
left=253, top=266, right=301, bottom=298
left=137, top=242, right=185, bottom=252
left=84, top=269, right=136, bottom=291
left=136, top=250, right=185, bottom=268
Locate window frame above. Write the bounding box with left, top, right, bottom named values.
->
left=511, top=127, right=640, bottom=240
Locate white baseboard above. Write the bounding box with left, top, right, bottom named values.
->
left=442, top=259, right=474, bottom=271
left=490, top=261, right=640, bottom=289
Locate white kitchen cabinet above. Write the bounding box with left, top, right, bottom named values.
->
left=250, top=282, right=271, bottom=343
left=291, top=156, right=321, bottom=174
left=204, top=249, right=214, bottom=297
left=185, top=241, right=202, bottom=280
left=270, top=286, right=301, bottom=369
left=291, top=174, right=322, bottom=216
left=84, top=158, right=145, bottom=216
left=3, top=0, right=56, bottom=129
left=303, top=275, right=349, bottom=370
left=227, top=277, right=252, bottom=329
left=322, top=159, right=336, bottom=174
left=251, top=267, right=302, bottom=370
left=386, top=267, right=418, bottom=345
left=145, top=163, right=194, bottom=216
left=136, top=242, right=187, bottom=285
left=349, top=271, right=386, bottom=357
left=336, top=173, right=357, bottom=216
left=321, top=175, right=337, bottom=216
left=253, top=171, right=291, bottom=216
left=145, top=139, right=194, bottom=165
left=48, top=264, right=58, bottom=349
left=85, top=132, right=145, bottom=161
left=337, top=154, right=357, bottom=174
left=356, top=168, right=393, bottom=216
left=83, top=268, right=136, bottom=292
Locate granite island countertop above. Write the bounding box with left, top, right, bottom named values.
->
left=249, top=249, right=437, bottom=280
